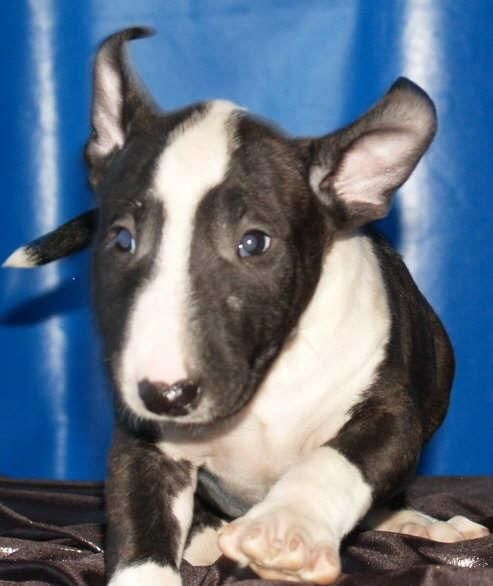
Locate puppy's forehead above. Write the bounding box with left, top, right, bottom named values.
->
left=118, top=100, right=245, bottom=400
left=153, top=99, right=242, bottom=208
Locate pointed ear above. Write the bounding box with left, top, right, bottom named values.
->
left=85, top=27, right=157, bottom=189
left=2, top=210, right=98, bottom=268
left=306, top=78, right=437, bottom=228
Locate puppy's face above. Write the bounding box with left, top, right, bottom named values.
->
left=5, top=29, right=436, bottom=434
left=93, top=101, right=328, bottom=429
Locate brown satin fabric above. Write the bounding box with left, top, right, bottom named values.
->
left=0, top=476, right=492, bottom=585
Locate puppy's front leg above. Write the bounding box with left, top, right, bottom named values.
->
left=219, top=446, right=371, bottom=584
left=218, top=393, right=426, bottom=584
left=106, top=428, right=195, bottom=586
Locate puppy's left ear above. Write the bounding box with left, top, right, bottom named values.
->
left=306, top=78, right=437, bottom=228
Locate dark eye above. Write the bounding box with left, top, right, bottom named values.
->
left=237, top=230, right=272, bottom=258
left=106, top=226, right=136, bottom=254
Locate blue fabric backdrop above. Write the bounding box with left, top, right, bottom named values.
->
left=0, top=1, right=491, bottom=480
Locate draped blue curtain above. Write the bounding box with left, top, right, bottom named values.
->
left=0, top=0, right=491, bottom=480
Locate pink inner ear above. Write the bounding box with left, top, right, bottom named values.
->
left=90, top=53, right=125, bottom=159
left=331, top=129, right=418, bottom=206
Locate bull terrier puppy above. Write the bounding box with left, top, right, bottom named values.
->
left=4, top=27, right=488, bottom=586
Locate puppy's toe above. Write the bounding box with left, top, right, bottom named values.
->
left=300, top=544, right=341, bottom=584
left=447, top=515, right=490, bottom=540
left=217, top=521, right=252, bottom=567
left=398, top=522, right=430, bottom=539
left=240, top=524, right=276, bottom=562
left=426, top=520, right=464, bottom=542
left=269, top=534, right=307, bottom=571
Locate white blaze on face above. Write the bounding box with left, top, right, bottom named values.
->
left=119, top=100, right=241, bottom=419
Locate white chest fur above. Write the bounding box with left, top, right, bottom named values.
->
left=161, top=233, right=390, bottom=504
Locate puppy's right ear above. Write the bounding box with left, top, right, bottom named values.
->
left=85, top=27, right=157, bottom=189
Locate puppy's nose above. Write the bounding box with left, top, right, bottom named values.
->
left=138, top=379, right=201, bottom=416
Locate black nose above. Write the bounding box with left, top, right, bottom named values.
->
left=138, top=379, right=201, bottom=416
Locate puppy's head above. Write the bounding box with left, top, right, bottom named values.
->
left=4, top=28, right=437, bottom=434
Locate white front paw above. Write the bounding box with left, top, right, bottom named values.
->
left=218, top=503, right=341, bottom=585
left=108, top=562, right=182, bottom=586
left=376, top=509, right=490, bottom=542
